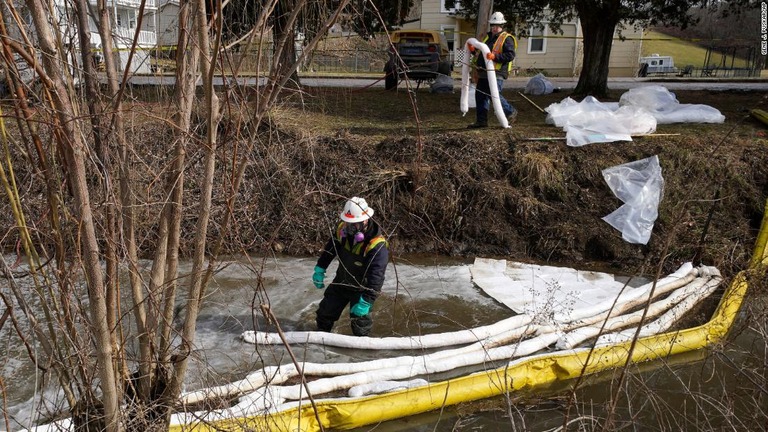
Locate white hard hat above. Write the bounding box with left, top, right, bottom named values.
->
left=489, top=12, right=506, bottom=25
left=340, top=197, right=374, bottom=223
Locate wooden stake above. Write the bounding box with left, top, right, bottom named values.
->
left=522, top=137, right=566, bottom=141
left=518, top=92, right=546, bottom=113
left=634, top=133, right=681, bottom=137
left=521, top=133, right=682, bottom=142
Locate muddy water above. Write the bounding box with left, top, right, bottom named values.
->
left=2, top=254, right=762, bottom=431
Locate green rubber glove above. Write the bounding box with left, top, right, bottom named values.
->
left=312, top=265, right=326, bottom=289
left=350, top=298, right=372, bottom=316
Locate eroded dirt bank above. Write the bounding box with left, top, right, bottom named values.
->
left=2, top=88, right=767, bottom=280
left=226, top=129, right=767, bottom=277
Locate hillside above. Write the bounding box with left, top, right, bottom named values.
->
left=641, top=30, right=712, bottom=68
left=644, top=28, right=756, bottom=69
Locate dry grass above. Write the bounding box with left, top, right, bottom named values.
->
left=518, top=151, right=565, bottom=198
left=274, top=86, right=768, bottom=141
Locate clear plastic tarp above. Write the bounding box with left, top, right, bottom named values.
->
left=545, top=96, right=656, bottom=147
left=619, top=85, right=726, bottom=124
left=544, top=86, right=725, bottom=146
left=601, top=155, right=664, bottom=245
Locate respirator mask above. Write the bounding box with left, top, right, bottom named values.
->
left=343, top=222, right=366, bottom=244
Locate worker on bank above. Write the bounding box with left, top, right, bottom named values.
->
left=312, top=197, right=389, bottom=336
left=467, top=11, right=518, bottom=129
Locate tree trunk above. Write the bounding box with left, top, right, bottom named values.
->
left=2, top=0, right=352, bottom=429
left=157, top=0, right=198, bottom=364
left=95, top=0, right=148, bottom=406
left=74, top=0, right=124, bottom=397
left=274, top=0, right=300, bottom=85
left=159, top=0, right=219, bottom=423
left=572, top=1, right=620, bottom=99
left=476, top=0, right=492, bottom=39
left=24, top=2, right=120, bottom=431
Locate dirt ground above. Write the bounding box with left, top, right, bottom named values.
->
left=3, top=85, right=768, bottom=281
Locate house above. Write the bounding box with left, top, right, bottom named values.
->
left=52, top=0, right=158, bottom=74
left=400, top=0, right=643, bottom=78
left=147, top=0, right=180, bottom=49
left=0, top=1, right=157, bottom=75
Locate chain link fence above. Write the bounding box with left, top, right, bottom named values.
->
left=301, top=49, right=387, bottom=74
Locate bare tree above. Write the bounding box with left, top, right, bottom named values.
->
left=0, top=0, right=350, bottom=429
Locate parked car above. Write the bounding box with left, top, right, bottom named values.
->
left=384, top=29, right=452, bottom=90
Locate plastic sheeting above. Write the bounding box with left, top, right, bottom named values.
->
left=525, top=73, right=554, bottom=95
left=544, top=85, right=725, bottom=146
left=619, top=85, right=726, bottom=124
left=469, top=258, right=694, bottom=324
left=430, top=74, right=454, bottom=94
left=601, top=155, right=664, bottom=244
left=545, top=96, right=656, bottom=147
left=546, top=96, right=618, bottom=128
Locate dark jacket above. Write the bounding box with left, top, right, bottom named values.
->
left=316, top=220, right=388, bottom=303
left=475, top=31, right=516, bottom=80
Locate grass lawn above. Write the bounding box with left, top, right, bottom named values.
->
left=642, top=30, right=752, bottom=69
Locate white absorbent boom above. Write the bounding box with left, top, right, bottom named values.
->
left=460, top=38, right=509, bottom=128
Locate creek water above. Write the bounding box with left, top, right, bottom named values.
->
left=1, top=254, right=762, bottom=431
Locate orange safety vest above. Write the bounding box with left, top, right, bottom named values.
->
left=483, top=32, right=518, bottom=73
left=335, top=222, right=387, bottom=256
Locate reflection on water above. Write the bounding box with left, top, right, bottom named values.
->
left=1, top=254, right=763, bottom=431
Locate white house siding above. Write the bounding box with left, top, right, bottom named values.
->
left=151, top=1, right=179, bottom=47
left=109, top=2, right=155, bottom=73
left=515, top=23, right=579, bottom=77
left=402, top=1, right=454, bottom=33
left=417, top=1, right=451, bottom=30
left=607, top=27, right=643, bottom=77
left=41, top=0, right=155, bottom=73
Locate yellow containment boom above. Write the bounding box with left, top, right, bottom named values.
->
left=170, top=199, right=768, bottom=432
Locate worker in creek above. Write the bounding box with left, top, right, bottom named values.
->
left=312, top=197, right=389, bottom=336
left=467, top=11, right=518, bottom=129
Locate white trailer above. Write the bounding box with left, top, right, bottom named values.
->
left=639, top=54, right=677, bottom=75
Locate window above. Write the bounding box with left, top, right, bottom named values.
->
left=528, top=26, right=546, bottom=54
left=441, top=0, right=459, bottom=13
left=128, top=10, right=137, bottom=29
